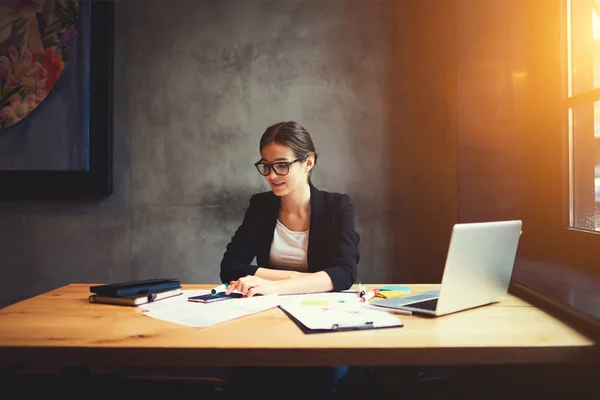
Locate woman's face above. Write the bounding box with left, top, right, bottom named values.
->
left=259, top=142, right=313, bottom=197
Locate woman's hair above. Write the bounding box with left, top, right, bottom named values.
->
left=259, top=121, right=318, bottom=182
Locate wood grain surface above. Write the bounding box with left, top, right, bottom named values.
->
left=0, top=284, right=596, bottom=368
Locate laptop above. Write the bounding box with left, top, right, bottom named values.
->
left=371, top=220, right=522, bottom=317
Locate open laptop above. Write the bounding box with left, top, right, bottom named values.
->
left=371, top=220, right=522, bottom=317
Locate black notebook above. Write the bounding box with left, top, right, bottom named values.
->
left=89, top=278, right=181, bottom=298
left=89, top=288, right=183, bottom=306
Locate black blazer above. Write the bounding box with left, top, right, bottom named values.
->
left=220, top=184, right=360, bottom=291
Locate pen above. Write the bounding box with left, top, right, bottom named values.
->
left=211, top=283, right=230, bottom=295
left=385, top=308, right=412, bottom=316
left=364, top=304, right=412, bottom=316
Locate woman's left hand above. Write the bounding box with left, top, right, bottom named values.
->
left=225, top=275, right=281, bottom=297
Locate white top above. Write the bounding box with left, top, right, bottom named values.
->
left=269, top=219, right=309, bottom=271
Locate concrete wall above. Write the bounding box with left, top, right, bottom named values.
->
left=0, top=0, right=399, bottom=307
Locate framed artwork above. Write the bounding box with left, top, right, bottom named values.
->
left=0, top=0, right=113, bottom=200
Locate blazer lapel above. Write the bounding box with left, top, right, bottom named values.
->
left=307, top=184, right=325, bottom=272
left=258, top=192, right=280, bottom=266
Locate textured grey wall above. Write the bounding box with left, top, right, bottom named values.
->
left=0, top=0, right=393, bottom=307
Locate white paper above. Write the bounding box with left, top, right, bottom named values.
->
left=140, top=290, right=400, bottom=330
left=142, top=293, right=280, bottom=328
left=278, top=292, right=360, bottom=304
left=279, top=298, right=403, bottom=330
left=139, top=289, right=210, bottom=312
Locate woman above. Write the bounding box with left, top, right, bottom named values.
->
left=220, top=121, right=360, bottom=400
left=220, top=121, right=360, bottom=296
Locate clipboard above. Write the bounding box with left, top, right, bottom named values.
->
left=278, top=302, right=404, bottom=334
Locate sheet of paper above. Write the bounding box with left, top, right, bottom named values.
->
left=139, top=289, right=210, bottom=312
left=278, top=292, right=360, bottom=305
left=140, top=290, right=399, bottom=330
left=279, top=297, right=403, bottom=330
left=143, top=294, right=280, bottom=328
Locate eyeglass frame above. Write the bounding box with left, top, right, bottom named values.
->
left=254, top=154, right=309, bottom=176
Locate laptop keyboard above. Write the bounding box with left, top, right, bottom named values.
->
left=405, top=298, right=438, bottom=311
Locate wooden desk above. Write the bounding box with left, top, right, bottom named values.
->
left=0, top=284, right=596, bottom=369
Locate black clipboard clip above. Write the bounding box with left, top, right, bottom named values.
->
left=331, top=321, right=374, bottom=331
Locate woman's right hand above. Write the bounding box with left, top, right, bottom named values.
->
left=226, top=275, right=281, bottom=297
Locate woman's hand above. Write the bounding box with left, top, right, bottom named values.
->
left=226, top=276, right=281, bottom=297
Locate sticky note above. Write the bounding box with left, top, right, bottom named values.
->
left=300, top=300, right=330, bottom=306
left=378, top=285, right=411, bottom=292
left=375, top=290, right=411, bottom=299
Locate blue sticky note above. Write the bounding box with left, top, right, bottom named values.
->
left=378, top=285, right=411, bottom=292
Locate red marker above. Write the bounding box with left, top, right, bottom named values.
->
left=360, top=289, right=379, bottom=303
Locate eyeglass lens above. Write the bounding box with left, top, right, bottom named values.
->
left=257, top=163, right=289, bottom=176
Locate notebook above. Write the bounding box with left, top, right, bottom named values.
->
left=89, top=288, right=183, bottom=307
left=89, top=278, right=181, bottom=297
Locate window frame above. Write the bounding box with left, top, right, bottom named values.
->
left=563, top=0, right=600, bottom=233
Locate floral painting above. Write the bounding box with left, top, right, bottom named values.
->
left=0, top=0, right=78, bottom=129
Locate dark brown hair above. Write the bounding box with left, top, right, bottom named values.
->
left=259, top=121, right=318, bottom=182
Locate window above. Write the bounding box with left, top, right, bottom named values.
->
left=507, top=0, right=600, bottom=326
left=565, top=0, right=600, bottom=231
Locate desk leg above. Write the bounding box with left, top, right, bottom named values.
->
left=59, top=366, right=92, bottom=400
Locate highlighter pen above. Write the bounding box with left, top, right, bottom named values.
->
left=360, top=289, right=379, bottom=303
left=362, top=304, right=412, bottom=316
left=211, top=283, right=230, bottom=295
left=358, top=282, right=366, bottom=299
left=381, top=308, right=412, bottom=316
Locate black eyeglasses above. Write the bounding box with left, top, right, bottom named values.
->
left=254, top=155, right=308, bottom=176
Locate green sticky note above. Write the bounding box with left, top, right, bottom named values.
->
left=300, top=300, right=330, bottom=306
left=378, top=285, right=411, bottom=292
